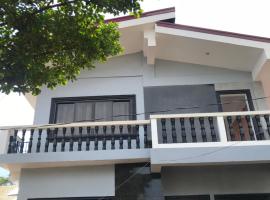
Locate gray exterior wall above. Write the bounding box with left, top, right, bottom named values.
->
left=18, top=165, right=115, bottom=200
left=162, top=164, right=270, bottom=197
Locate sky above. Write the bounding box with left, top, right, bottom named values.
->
left=0, top=0, right=270, bottom=178
left=0, top=94, right=34, bottom=177
left=140, top=0, right=270, bottom=37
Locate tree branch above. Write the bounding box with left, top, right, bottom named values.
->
left=34, top=0, right=78, bottom=14
left=0, top=0, right=86, bottom=27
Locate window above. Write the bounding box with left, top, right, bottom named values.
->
left=215, top=194, right=270, bottom=200
left=29, top=198, right=112, bottom=200
left=49, top=95, right=136, bottom=123
left=165, top=195, right=210, bottom=200
left=165, top=194, right=270, bottom=200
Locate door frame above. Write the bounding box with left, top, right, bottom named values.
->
left=216, top=89, right=255, bottom=112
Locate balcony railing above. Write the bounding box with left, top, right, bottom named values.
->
left=150, top=110, right=270, bottom=148
left=1, top=110, right=270, bottom=155
left=3, top=120, right=151, bottom=154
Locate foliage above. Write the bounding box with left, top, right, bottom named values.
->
left=0, top=177, right=9, bottom=185
left=0, top=0, right=142, bottom=94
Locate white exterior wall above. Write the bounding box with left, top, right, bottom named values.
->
left=145, top=59, right=252, bottom=86
left=34, top=53, right=145, bottom=124
left=162, top=164, right=270, bottom=196
left=18, top=165, right=115, bottom=200
left=34, top=52, right=267, bottom=124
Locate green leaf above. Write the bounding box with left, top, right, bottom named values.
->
left=0, top=0, right=142, bottom=95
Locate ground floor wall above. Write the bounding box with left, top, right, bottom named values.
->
left=162, top=164, right=270, bottom=198
left=17, top=163, right=270, bottom=200
left=17, top=165, right=115, bottom=200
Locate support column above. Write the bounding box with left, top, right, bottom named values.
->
left=0, top=129, right=11, bottom=154
left=253, top=48, right=270, bottom=109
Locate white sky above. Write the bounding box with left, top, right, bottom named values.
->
left=1, top=0, right=270, bottom=177
left=141, top=0, right=270, bottom=37
left=0, top=94, right=34, bottom=177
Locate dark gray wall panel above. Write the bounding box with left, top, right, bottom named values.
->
left=144, top=84, right=218, bottom=118
left=144, top=85, right=219, bottom=143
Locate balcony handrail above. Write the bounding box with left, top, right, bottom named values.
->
left=0, top=119, right=151, bottom=131
left=150, top=110, right=270, bottom=119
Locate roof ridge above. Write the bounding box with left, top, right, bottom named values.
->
left=157, top=21, right=270, bottom=43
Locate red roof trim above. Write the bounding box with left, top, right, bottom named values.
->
left=105, top=7, right=175, bottom=23
left=157, top=21, right=270, bottom=43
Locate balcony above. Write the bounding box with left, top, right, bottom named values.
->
left=1, top=110, right=270, bottom=173
left=0, top=120, right=151, bottom=170
left=151, top=110, right=270, bottom=172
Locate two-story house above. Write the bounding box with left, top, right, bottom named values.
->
left=1, top=7, right=270, bottom=200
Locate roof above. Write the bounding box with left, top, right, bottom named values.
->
left=105, top=7, right=175, bottom=23
left=157, top=21, right=270, bottom=43
left=105, top=7, right=270, bottom=77
left=106, top=7, right=270, bottom=44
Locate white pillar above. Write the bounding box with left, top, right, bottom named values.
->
left=0, top=129, right=11, bottom=154
left=217, top=116, right=228, bottom=143
left=150, top=118, right=159, bottom=148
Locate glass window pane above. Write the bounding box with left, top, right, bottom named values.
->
left=56, top=103, right=75, bottom=123
left=94, top=101, right=113, bottom=121
left=220, top=94, right=248, bottom=112
left=112, top=101, right=130, bottom=121
left=74, top=102, right=94, bottom=122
